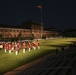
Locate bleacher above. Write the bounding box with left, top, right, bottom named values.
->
left=17, top=42, right=76, bottom=75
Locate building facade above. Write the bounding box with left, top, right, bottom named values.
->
left=0, top=23, right=59, bottom=39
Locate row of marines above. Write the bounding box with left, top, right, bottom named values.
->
left=0, top=40, right=40, bottom=55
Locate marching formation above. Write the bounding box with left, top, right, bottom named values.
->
left=0, top=40, right=40, bottom=55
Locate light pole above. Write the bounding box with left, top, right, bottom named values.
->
left=37, top=5, right=43, bottom=38
left=41, top=6, right=42, bottom=38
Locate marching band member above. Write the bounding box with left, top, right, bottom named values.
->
left=18, top=41, right=21, bottom=49
left=28, top=41, right=31, bottom=52
left=4, top=43, right=7, bottom=53
left=0, top=42, right=3, bottom=50
left=38, top=42, right=40, bottom=49
left=6, top=42, right=9, bottom=51
left=11, top=42, right=15, bottom=51
left=36, top=40, right=40, bottom=49
left=22, top=42, right=26, bottom=53
left=32, top=42, right=36, bottom=50
left=15, top=44, right=19, bottom=55
left=8, top=43, right=12, bottom=54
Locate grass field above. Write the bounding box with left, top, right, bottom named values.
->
left=0, top=37, right=76, bottom=74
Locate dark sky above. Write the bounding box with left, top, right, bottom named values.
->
left=0, top=0, right=76, bottom=30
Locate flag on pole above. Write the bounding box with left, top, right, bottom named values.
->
left=37, top=5, right=42, bottom=9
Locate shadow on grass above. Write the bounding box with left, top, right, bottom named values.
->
left=42, top=44, right=69, bottom=48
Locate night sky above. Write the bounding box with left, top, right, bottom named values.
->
left=0, top=0, right=76, bottom=30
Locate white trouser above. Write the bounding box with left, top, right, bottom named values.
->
left=38, top=46, right=40, bottom=49
left=23, top=49, right=25, bottom=53
left=16, top=51, right=18, bottom=55
left=12, top=47, right=14, bottom=51
left=29, top=48, right=30, bottom=52
left=5, top=49, right=6, bottom=53
left=9, top=50, right=11, bottom=53
left=34, top=47, right=36, bottom=50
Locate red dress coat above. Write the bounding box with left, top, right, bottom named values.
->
left=8, top=44, right=11, bottom=50
left=15, top=45, right=19, bottom=51
left=4, top=44, right=6, bottom=49
left=28, top=42, right=31, bottom=48
left=22, top=43, right=26, bottom=49
left=38, top=42, right=40, bottom=46
left=12, top=43, right=14, bottom=48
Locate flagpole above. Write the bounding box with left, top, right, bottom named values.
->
left=37, top=5, right=43, bottom=38
left=41, top=6, right=42, bottom=38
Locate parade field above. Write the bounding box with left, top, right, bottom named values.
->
left=0, top=37, right=76, bottom=74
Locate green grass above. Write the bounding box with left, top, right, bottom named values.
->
left=0, top=37, right=76, bottom=74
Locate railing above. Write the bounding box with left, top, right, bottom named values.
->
left=31, top=67, right=74, bottom=75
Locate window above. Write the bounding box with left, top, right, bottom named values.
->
left=5, top=30, right=7, bottom=32
left=0, top=30, right=2, bottom=32
left=17, top=30, right=19, bottom=32
left=23, top=30, right=25, bottom=32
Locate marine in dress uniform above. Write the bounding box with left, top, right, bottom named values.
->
left=38, top=42, right=40, bottom=49
left=36, top=40, right=40, bottom=49
left=8, top=44, right=12, bottom=54
left=32, top=42, right=36, bottom=50
left=4, top=44, right=7, bottom=53
left=15, top=44, right=19, bottom=55
left=28, top=42, right=31, bottom=52
left=22, top=42, right=26, bottom=53
left=11, top=42, right=15, bottom=51
left=6, top=42, right=9, bottom=51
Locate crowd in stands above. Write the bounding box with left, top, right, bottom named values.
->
left=16, top=41, right=76, bottom=75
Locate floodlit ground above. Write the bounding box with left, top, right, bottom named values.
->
left=0, top=37, right=76, bottom=74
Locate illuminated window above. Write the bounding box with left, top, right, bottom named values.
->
left=17, top=30, right=19, bottom=32
left=0, top=29, right=2, bottom=31
left=23, top=30, right=25, bottom=32
left=5, top=30, right=7, bottom=32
